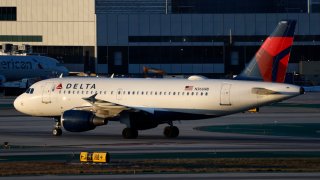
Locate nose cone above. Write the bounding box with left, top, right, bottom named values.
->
left=13, top=96, right=23, bottom=113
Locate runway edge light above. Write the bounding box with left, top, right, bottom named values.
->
left=80, top=152, right=110, bottom=163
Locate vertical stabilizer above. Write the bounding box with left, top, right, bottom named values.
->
left=236, top=20, right=296, bottom=83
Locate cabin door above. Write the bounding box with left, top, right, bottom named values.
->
left=220, top=83, right=231, bottom=106
left=42, top=82, right=55, bottom=103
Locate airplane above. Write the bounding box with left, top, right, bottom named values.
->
left=0, top=55, right=69, bottom=82
left=14, top=20, right=304, bottom=139
left=0, top=55, right=69, bottom=91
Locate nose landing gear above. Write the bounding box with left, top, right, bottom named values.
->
left=52, top=117, right=62, bottom=136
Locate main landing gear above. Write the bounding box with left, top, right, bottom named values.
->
left=122, top=128, right=138, bottom=139
left=52, top=117, right=62, bottom=136
left=163, top=125, right=179, bottom=138
left=121, top=124, right=180, bottom=139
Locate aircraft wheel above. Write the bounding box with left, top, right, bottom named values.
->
left=122, top=128, right=138, bottom=139
left=53, top=128, right=62, bottom=136
left=164, top=126, right=179, bottom=138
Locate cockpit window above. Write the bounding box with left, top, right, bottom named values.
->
left=25, top=88, right=34, bottom=94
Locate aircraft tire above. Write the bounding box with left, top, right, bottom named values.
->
left=122, top=128, right=138, bottom=139
left=53, top=128, right=62, bottom=136
left=164, top=126, right=179, bottom=138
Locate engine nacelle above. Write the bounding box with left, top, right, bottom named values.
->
left=61, top=110, right=107, bottom=132
left=129, top=112, right=158, bottom=130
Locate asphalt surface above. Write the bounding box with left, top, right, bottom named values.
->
left=0, top=92, right=320, bottom=179
left=1, top=173, right=320, bottom=180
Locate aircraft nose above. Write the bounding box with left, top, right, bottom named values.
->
left=13, top=96, right=24, bottom=113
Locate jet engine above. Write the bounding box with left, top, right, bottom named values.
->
left=61, top=110, right=107, bottom=132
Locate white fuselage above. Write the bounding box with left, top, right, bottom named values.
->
left=14, top=77, right=302, bottom=120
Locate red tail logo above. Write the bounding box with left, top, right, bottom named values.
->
left=257, top=37, right=294, bottom=83
left=56, top=83, right=62, bottom=90
left=236, top=20, right=296, bottom=83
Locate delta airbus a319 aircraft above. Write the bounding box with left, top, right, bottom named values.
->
left=14, top=20, right=304, bottom=139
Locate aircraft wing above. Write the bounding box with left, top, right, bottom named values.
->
left=73, top=93, right=130, bottom=118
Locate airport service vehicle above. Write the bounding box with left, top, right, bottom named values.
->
left=0, top=54, right=69, bottom=95
left=14, top=20, right=304, bottom=139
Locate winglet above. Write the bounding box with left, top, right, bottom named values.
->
left=236, top=20, right=296, bottom=83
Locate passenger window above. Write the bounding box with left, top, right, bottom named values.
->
left=30, top=88, right=34, bottom=94
left=133, top=91, right=135, bottom=95
left=182, top=92, right=184, bottom=95
left=173, top=92, right=176, bottom=95
left=128, top=91, right=131, bottom=95
left=141, top=91, right=144, bottom=95
left=191, top=92, right=194, bottom=96
left=187, top=92, right=189, bottom=96
left=169, top=92, right=171, bottom=95
left=196, top=92, right=198, bottom=96
left=146, top=91, right=148, bottom=95
left=201, top=92, right=203, bottom=96
left=111, top=91, right=113, bottom=95
left=205, top=92, right=208, bottom=96
left=164, top=92, right=166, bottom=95
left=178, top=92, right=180, bottom=95
left=150, top=91, right=153, bottom=95
left=159, top=92, right=162, bottom=95
left=25, top=88, right=30, bottom=94
left=155, top=92, right=157, bottom=95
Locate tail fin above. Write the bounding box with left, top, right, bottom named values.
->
left=236, top=20, right=296, bottom=83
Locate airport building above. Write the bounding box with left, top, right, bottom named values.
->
left=1, top=0, right=320, bottom=80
